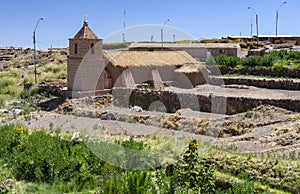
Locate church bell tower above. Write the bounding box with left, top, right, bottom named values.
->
left=67, top=17, right=104, bottom=92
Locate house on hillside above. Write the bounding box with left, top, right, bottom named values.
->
left=67, top=20, right=210, bottom=93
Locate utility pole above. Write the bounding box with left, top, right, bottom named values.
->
left=248, top=7, right=259, bottom=46
left=33, top=17, right=44, bottom=84
left=161, top=19, right=171, bottom=51
left=276, top=2, right=287, bottom=37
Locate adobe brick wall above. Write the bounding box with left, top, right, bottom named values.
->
left=151, top=69, right=164, bottom=90
left=68, top=37, right=104, bottom=91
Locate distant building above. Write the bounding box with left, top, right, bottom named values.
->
left=67, top=20, right=210, bottom=93
left=228, top=35, right=300, bottom=45
left=129, top=42, right=240, bottom=62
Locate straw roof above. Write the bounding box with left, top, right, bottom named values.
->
left=103, top=51, right=199, bottom=68
left=175, top=63, right=210, bottom=74
left=129, top=42, right=239, bottom=49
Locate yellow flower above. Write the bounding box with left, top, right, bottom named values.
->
left=16, top=126, right=23, bottom=135
left=189, top=140, right=199, bottom=150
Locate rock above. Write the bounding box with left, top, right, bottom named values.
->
left=71, top=131, right=80, bottom=144
left=24, top=82, right=34, bottom=91
left=100, top=112, right=117, bottom=120
left=268, top=142, right=277, bottom=147
left=11, top=109, right=22, bottom=115
left=130, top=106, right=143, bottom=112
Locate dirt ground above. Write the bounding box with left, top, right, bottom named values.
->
left=11, top=98, right=300, bottom=158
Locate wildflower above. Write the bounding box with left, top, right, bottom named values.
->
left=189, top=139, right=199, bottom=151
left=16, top=126, right=23, bottom=135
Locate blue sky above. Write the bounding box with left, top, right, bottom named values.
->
left=1, top=0, right=299, bottom=49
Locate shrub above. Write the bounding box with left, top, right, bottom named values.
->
left=13, top=131, right=101, bottom=183
left=241, top=55, right=274, bottom=67
left=0, top=78, right=14, bottom=89
left=0, top=124, right=25, bottom=158
left=0, top=127, right=104, bottom=191
left=177, top=140, right=215, bottom=193
left=100, top=170, right=154, bottom=194
left=268, top=50, right=286, bottom=60
left=207, top=55, right=241, bottom=68
left=0, top=98, right=4, bottom=108
left=272, top=61, right=285, bottom=73
left=284, top=51, right=300, bottom=60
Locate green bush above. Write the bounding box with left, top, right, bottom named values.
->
left=285, top=51, right=300, bottom=60
left=0, top=125, right=104, bottom=192
left=242, top=56, right=274, bottom=67
left=269, top=50, right=287, bottom=60
left=101, top=171, right=153, bottom=194
left=0, top=125, right=290, bottom=193
left=11, top=130, right=104, bottom=186
left=272, top=61, right=285, bottom=73
left=0, top=124, right=25, bottom=158
left=0, top=78, right=14, bottom=89
left=177, top=140, right=215, bottom=193
left=0, top=98, right=4, bottom=109
left=207, top=55, right=241, bottom=68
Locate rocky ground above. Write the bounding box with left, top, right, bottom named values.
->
left=8, top=94, right=300, bottom=159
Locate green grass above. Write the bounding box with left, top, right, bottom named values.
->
left=0, top=62, right=66, bottom=105
left=220, top=74, right=297, bottom=80
left=198, top=145, right=300, bottom=193
left=209, top=50, right=300, bottom=78
left=0, top=124, right=296, bottom=193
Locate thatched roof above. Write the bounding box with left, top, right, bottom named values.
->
left=175, top=63, right=210, bottom=74
left=129, top=42, right=239, bottom=49
left=103, top=51, right=199, bottom=68
left=73, top=21, right=99, bottom=39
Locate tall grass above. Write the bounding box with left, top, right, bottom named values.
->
left=0, top=76, right=23, bottom=99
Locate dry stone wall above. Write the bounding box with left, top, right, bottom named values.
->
left=113, top=88, right=300, bottom=115
left=209, top=76, right=300, bottom=90
left=208, top=65, right=300, bottom=79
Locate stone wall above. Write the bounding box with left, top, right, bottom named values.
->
left=209, top=76, right=300, bottom=90
left=112, top=88, right=300, bottom=115
left=207, top=65, right=300, bottom=79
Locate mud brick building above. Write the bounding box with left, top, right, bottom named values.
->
left=67, top=20, right=210, bottom=93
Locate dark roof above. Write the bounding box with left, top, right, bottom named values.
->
left=73, top=20, right=99, bottom=39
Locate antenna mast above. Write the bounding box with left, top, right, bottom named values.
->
left=122, top=4, right=126, bottom=42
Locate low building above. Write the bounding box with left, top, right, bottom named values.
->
left=228, top=35, right=300, bottom=45
left=67, top=20, right=210, bottom=93
left=128, top=42, right=240, bottom=62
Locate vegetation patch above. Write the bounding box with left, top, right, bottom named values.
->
left=207, top=50, right=300, bottom=78
left=1, top=124, right=288, bottom=193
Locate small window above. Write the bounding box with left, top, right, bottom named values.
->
left=220, top=49, right=225, bottom=53
left=91, top=43, right=95, bottom=54
left=74, top=43, right=78, bottom=54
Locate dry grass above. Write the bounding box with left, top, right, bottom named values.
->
left=104, top=51, right=198, bottom=68
left=129, top=114, right=152, bottom=125
left=195, top=118, right=210, bottom=135
left=175, top=63, right=210, bottom=74
left=161, top=112, right=182, bottom=130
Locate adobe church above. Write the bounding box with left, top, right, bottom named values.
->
left=67, top=19, right=210, bottom=93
